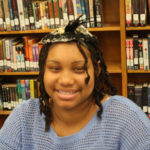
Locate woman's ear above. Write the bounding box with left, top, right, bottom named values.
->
left=96, top=60, right=101, bottom=76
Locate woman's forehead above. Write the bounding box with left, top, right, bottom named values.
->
left=48, top=42, right=91, bottom=58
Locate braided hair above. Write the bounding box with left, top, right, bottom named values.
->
left=38, top=17, right=117, bottom=131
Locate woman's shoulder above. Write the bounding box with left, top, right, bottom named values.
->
left=103, top=95, right=150, bottom=127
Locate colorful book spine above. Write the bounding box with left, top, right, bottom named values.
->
left=67, top=0, right=74, bottom=21
left=138, top=39, right=144, bottom=70
left=3, top=0, right=11, bottom=31
left=94, top=0, right=102, bottom=27
left=126, top=38, right=130, bottom=69
left=59, top=0, right=64, bottom=26
left=129, top=38, right=134, bottom=69
left=125, top=0, right=132, bottom=27
left=30, top=79, right=34, bottom=98
left=84, top=0, right=90, bottom=28
left=0, top=0, right=4, bottom=31
left=48, top=0, right=55, bottom=28
left=8, top=0, right=15, bottom=30
left=12, top=0, right=20, bottom=30
left=132, top=0, right=140, bottom=26
left=16, top=0, right=25, bottom=30
left=25, top=79, right=30, bottom=100
left=133, top=34, right=139, bottom=69
left=88, top=0, right=95, bottom=27
left=142, top=38, right=149, bottom=70
left=62, top=0, right=69, bottom=26
left=139, top=0, right=146, bottom=26
left=53, top=0, right=60, bottom=27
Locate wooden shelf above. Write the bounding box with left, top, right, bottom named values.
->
left=106, top=61, right=121, bottom=73
left=0, top=72, right=39, bottom=76
left=0, top=25, right=120, bottom=35
left=126, top=25, right=150, bottom=31
left=0, top=111, right=11, bottom=115
left=128, top=70, right=150, bottom=73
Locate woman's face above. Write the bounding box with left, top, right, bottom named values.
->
left=43, top=42, right=95, bottom=110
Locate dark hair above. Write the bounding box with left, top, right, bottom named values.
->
left=38, top=18, right=117, bottom=131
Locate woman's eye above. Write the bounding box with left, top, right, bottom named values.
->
left=48, top=67, right=61, bottom=72
left=74, top=67, right=85, bottom=73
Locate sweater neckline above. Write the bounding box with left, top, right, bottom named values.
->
left=48, top=96, right=110, bottom=144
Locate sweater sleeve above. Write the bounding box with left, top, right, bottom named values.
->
left=120, top=106, right=150, bottom=150
left=0, top=106, right=22, bottom=150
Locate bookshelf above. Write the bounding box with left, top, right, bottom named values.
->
left=0, top=0, right=127, bottom=127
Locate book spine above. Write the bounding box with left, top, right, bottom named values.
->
left=0, top=0, right=4, bottom=30
left=5, top=39, right=11, bottom=71
left=59, top=0, right=64, bottom=26
left=30, top=79, right=34, bottom=98
left=45, top=1, right=50, bottom=29
left=20, top=80, right=26, bottom=101
left=12, top=0, right=20, bottom=30
left=61, top=0, right=69, bottom=26
left=0, top=39, right=4, bottom=72
left=23, top=0, right=30, bottom=30
left=126, top=38, right=130, bottom=70
left=28, top=0, right=35, bottom=30
left=67, top=0, right=74, bottom=21
left=80, top=0, right=86, bottom=26
left=133, top=34, right=139, bottom=70
left=138, top=39, right=144, bottom=70
left=3, top=0, right=11, bottom=31
left=132, top=0, right=140, bottom=26
left=16, top=0, right=25, bottom=30
left=140, top=0, right=146, bottom=26
left=125, top=0, right=132, bottom=27
left=88, top=0, right=95, bottom=27
left=48, top=0, right=55, bottom=28
left=129, top=38, right=134, bottom=69
left=8, top=0, right=15, bottom=30
left=148, top=34, right=150, bottom=68
left=142, top=83, right=148, bottom=114
left=25, top=79, right=30, bottom=100
left=142, top=38, right=149, bottom=70
left=94, top=0, right=102, bottom=27
left=84, top=0, right=90, bottom=28
left=127, top=83, right=135, bottom=102
left=135, top=84, right=142, bottom=107
left=53, top=0, right=60, bottom=27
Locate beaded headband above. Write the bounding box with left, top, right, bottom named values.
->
left=41, top=17, right=94, bottom=45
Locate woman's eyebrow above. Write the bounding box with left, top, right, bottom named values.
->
left=47, top=60, right=60, bottom=64
left=71, top=60, right=85, bottom=64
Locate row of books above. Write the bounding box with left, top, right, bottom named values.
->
left=125, top=0, right=149, bottom=27
left=126, top=34, right=150, bottom=70
left=0, top=79, right=39, bottom=110
left=0, top=36, right=42, bottom=72
left=128, top=82, right=150, bottom=118
left=0, top=0, right=102, bottom=31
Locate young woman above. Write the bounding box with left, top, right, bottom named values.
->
left=0, top=18, right=150, bottom=150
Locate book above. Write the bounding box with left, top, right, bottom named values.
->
left=84, top=0, right=90, bottom=28
left=16, top=0, right=25, bottom=30
left=59, top=0, right=64, bottom=26
left=88, top=0, right=95, bottom=27
left=0, top=38, right=4, bottom=71
left=142, top=83, right=148, bottom=114
left=132, top=0, right=140, bottom=26
left=127, top=82, right=135, bottom=102
left=139, top=0, right=147, bottom=26
left=133, top=34, right=139, bottom=69
left=28, top=0, right=35, bottom=29
left=0, top=0, right=4, bottom=30
left=8, top=0, right=15, bottom=30
left=53, top=0, right=60, bottom=27
left=148, top=83, right=150, bottom=118
left=129, top=38, right=134, bottom=69
left=3, top=0, right=11, bottom=31
left=125, top=0, right=132, bottom=27
left=12, top=0, right=20, bottom=30
left=62, top=0, right=69, bottom=26
left=138, top=39, right=144, bottom=70
left=126, top=38, right=130, bottom=69
left=94, top=0, right=102, bottom=27
left=25, top=79, right=30, bottom=100
left=48, top=0, right=55, bottom=28
left=67, top=0, right=74, bottom=22
left=134, top=84, right=142, bottom=107
left=142, top=38, right=149, bottom=70
left=30, top=79, right=34, bottom=98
